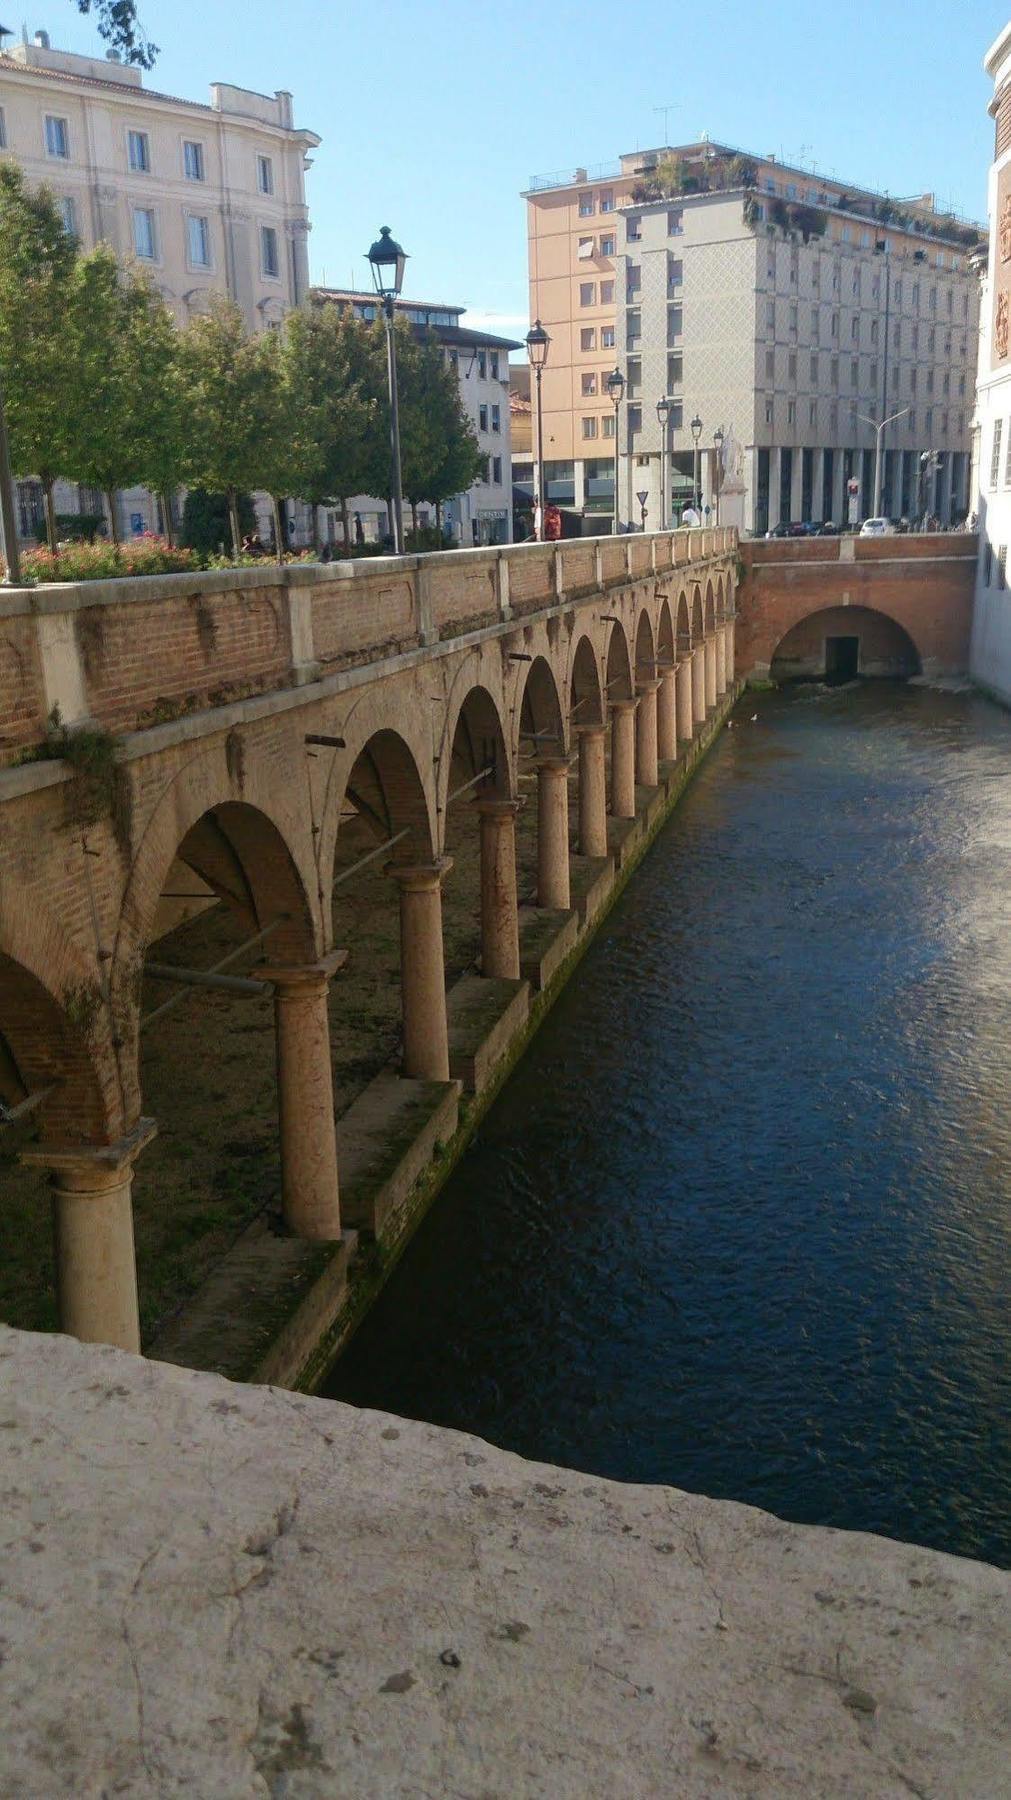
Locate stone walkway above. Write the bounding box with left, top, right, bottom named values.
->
left=2, top=1325, right=1008, bottom=1797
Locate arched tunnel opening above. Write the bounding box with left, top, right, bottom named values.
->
left=770, top=606, right=921, bottom=685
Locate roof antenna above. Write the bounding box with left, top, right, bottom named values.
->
left=653, top=102, right=676, bottom=147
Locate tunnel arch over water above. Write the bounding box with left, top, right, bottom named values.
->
left=770, top=605, right=922, bottom=683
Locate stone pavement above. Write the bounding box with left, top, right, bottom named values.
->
left=2, top=1325, right=1008, bottom=1797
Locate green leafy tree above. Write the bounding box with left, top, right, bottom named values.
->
left=180, top=299, right=283, bottom=556
left=283, top=305, right=387, bottom=547
left=73, top=0, right=157, bottom=66
left=180, top=488, right=255, bottom=555
left=62, top=246, right=143, bottom=544
left=398, top=327, right=483, bottom=536
left=0, top=164, right=77, bottom=551
left=122, top=273, right=191, bottom=544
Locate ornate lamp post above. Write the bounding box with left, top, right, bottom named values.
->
left=656, top=395, right=671, bottom=531
left=368, top=226, right=408, bottom=555
left=607, top=366, right=625, bottom=535
left=712, top=425, right=724, bottom=528
left=525, top=319, right=550, bottom=541
left=690, top=412, right=703, bottom=518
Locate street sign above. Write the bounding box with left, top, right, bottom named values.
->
left=847, top=477, right=860, bottom=525
left=636, top=490, right=648, bottom=507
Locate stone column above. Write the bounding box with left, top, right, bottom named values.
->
left=387, top=858, right=453, bottom=1081
left=536, top=757, right=571, bottom=910
left=657, top=668, right=677, bottom=762
left=704, top=636, right=718, bottom=709
left=692, top=646, right=707, bottom=724
left=575, top=725, right=608, bottom=858
left=609, top=699, right=637, bottom=818
left=475, top=798, right=521, bottom=979
left=676, top=657, right=694, bottom=745
left=726, top=616, right=736, bottom=684
left=715, top=625, right=727, bottom=696
left=268, top=953, right=345, bottom=1241
left=23, top=1118, right=157, bottom=1352
left=635, top=680, right=660, bottom=787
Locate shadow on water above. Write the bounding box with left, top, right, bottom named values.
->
left=325, top=682, right=1011, bottom=1567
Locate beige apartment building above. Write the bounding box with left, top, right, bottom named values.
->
left=525, top=142, right=982, bottom=531
left=0, top=29, right=318, bottom=539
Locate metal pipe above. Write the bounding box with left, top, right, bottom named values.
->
left=447, top=764, right=494, bottom=805
left=0, top=1084, right=56, bottom=1126
left=140, top=916, right=288, bottom=1032
left=332, top=825, right=411, bottom=892
left=145, top=962, right=270, bottom=997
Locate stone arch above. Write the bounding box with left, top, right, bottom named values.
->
left=691, top=584, right=705, bottom=641
left=704, top=579, right=716, bottom=634
left=657, top=597, right=675, bottom=667
left=634, top=608, right=657, bottom=684
left=0, top=930, right=115, bottom=1146
left=770, top=605, right=922, bottom=682
left=605, top=620, right=634, bottom=701
left=443, top=683, right=512, bottom=808
left=717, top=575, right=726, bottom=622
left=676, top=590, right=692, bottom=653
left=569, top=632, right=605, bottom=729
left=517, top=653, right=565, bottom=756
left=336, top=728, right=437, bottom=869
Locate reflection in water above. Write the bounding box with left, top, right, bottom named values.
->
left=325, top=684, right=1011, bottom=1567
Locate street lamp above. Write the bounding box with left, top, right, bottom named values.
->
left=368, top=225, right=408, bottom=555
left=525, top=319, right=550, bottom=541
left=919, top=448, right=941, bottom=531
left=712, top=426, right=724, bottom=528
left=607, top=366, right=625, bottom=535
left=656, top=395, right=671, bottom=531
left=690, top=413, right=703, bottom=518
left=853, top=406, right=909, bottom=518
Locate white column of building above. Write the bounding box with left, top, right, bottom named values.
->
left=812, top=449, right=825, bottom=524
left=768, top=453, right=781, bottom=530
left=790, top=452, right=804, bottom=522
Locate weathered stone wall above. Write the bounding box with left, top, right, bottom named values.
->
left=737, top=535, right=977, bottom=679
left=2, top=1325, right=1007, bottom=1798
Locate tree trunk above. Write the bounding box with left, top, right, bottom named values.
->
left=160, top=491, right=175, bottom=547
left=435, top=500, right=442, bottom=541
left=410, top=499, right=418, bottom=539
left=227, top=487, right=241, bottom=558
left=42, top=475, right=58, bottom=555
left=105, top=490, right=121, bottom=547
left=270, top=495, right=285, bottom=566
left=340, top=495, right=350, bottom=553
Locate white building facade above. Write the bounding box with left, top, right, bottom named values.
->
left=0, top=30, right=318, bottom=540
left=617, top=186, right=980, bottom=536
left=970, top=22, right=1011, bottom=706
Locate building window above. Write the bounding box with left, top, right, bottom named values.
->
left=870, top=318, right=878, bottom=344
left=582, top=416, right=598, bottom=439
left=479, top=404, right=488, bottom=431
left=56, top=195, right=77, bottom=237
left=578, top=235, right=595, bottom=260
left=991, top=420, right=1004, bottom=488
left=810, top=353, right=818, bottom=381
left=626, top=356, right=641, bottom=397
left=766, top=299, right=775, bottom=330
left=765, top=399, right=774, bottom=425
left=599, top=189, right=614, bottom=213
left=831, top=356, right=838, bottom=386
left=626, top=219, right=641, bottom=242
left=626, top=308, right=641, bottom=343
left=667, top=208, right=683, bottom=235
left=183, top=140, right=205, bottom=181
left=812, top=306, right=820, bottom=338
left=260, top=224, right=280, bottom=278
left=627, top=404, right=642, bottom=434
left=928, top=327, right=936, bottom=354
left=925, top=406, right=933, bottom=434
left=580, top=327, right=597, bottom=351
left=668, top=256, right=683, bottom=288
left=132, top=207, right=157, bottom=260
left=490, top=353, right=499, bottom=379
left=851, top=358, right=858, bottom=387
left=667, top=351, right=683, bottom=387
left=128, top=129, right=150, bottom=173
left=477, top=352, right=487, bottom=378
left=578, top=191, right=593, bottom=216
left=187, top=214, right=211, bottom=268
left=788, top=351, right=797, bottom=378
left=831, top=311, right=838, bottom=338
left=491, top=403, right=501, bottom=432
left=926, top=369, right=934, bottom=395
left=669, top=400, right=683, bottom=428
left=893, top=321, right=901, bottom=349
left=809, top=400, right=817, bottom=426
left=667, top=305, right=683, bottom=345
left=870, top=361, right=878, bottom=388
left=851, top=316, right=859, bottom=342
left=765, top=348, right=775, bottom=379
left=600, top=233, right=615, bottom=257
left=45, top=115, right=69, bottom=159
left=579, top=282, right=596, bottom=306
left=602, top=413, right=615, bottom=439
left=492, top=455, right=502, bottom=484
left=257, top=154, right=274, bottom=195
left=601, top=324, right=615, bottom=348
left=600, top=280, right=614, bottom=304
left=787, top=400, right=796, bottom=424
left=581, top=372, right=597, bottom=396
left=929, top=286, right=937, bottom=311
left=984, top=541, right=993, bottom=585
left=1000, top=544, right=1008, bottom=590
left=626, top=263, right=641, bottom=296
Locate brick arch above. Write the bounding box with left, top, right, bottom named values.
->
left=516, top=653, right=565, bottom=757
left=443, top=682, right=512, bottom=808
left=716, top=575, right=726, bottom=621
left=770, top=604, right=922, bottom=681
left=314, top=683, right=438, bottom=897
left=635, top=608, right=656, bottom=683
left=605, top=619, right=634, bottom=701
left=334, top=728, right=437, bottom=871
left=691, top=584, right=705, bottom=640
left=0, top=911, right=119, bottom=1145
left=704, top=579, right=716, bottom=633
left=676, top=590, right=692, bottom=653
left=657, top=597, right=675, bottom=665
left=569, top=631, right=605, bottom=729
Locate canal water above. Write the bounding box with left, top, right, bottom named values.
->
left=325, top=682, right=1011, bottom=1568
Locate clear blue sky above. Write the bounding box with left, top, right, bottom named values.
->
left=50, top=0, right=1010, bottom=342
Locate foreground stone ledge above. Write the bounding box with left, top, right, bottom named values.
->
left=1, top=1327, right=1007, bottom=1798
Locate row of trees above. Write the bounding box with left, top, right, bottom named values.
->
left=0, top=164, right=484, bottom=556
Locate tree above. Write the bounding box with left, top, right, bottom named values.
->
left=282, top=305, right=387, bottom=548
left=73, top=0, right=157, bottom=66
left=122, top=273, right=191, bottom=543
left=62, top=247, right=142, bottom=544
left=0, top=164, right=77, bottom=551
left=398, top=327, right=483, bottom=537
left=180, top=489, right=256, bottom=555
left=180, top=300, right=283, bottom=556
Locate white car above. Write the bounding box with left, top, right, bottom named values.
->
left=859, top=517, right=895, bottom=537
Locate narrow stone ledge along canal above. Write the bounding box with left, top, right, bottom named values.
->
left=326, top=683, right=1011, bottom=1568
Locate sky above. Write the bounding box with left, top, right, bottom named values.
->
left=43, top=0, right=1011, bottom=347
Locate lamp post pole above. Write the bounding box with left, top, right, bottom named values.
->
left=656, top=396, right=671, bottom=532
left=607, top=366, right=625, bottom=535
left=853, top=407, right=909, bottom=519
left=525, top=320, right=550, bottom=541
left=368, top=226, right=408, bottom=555
left=691, top=413, right=703, bottom=518
left=0, top=384, right=21, bottom=586
left=713, top=425, right=724, bottom=529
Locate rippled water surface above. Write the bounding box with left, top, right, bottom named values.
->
left=326, top=684, right=1011, bottom=1565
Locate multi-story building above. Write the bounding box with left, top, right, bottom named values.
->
left=970, top=23, right=1011, bottom=706
left=0, top=28, right=318, bottom=538
left=312, top=290, right=518, bottom=545
left=525, top=142, right=982, bottom=533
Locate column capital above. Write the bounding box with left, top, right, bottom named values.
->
left=636, top=677, right=662, bottom=695
left=22, top=1116, right=157, bottom=1185
left=265, top=949, right=348, bottom=990
left=534, top=753, right=575, bottom=774
left=473, top=795, right=524, bottom=820
left=573, top=721, right=607, bottom=740
left=386, top=855, right=453, bottom=892
left=609, top=696, right=638, bottom=715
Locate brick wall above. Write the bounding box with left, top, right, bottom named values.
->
left=0, top=617, right=47, bottom=764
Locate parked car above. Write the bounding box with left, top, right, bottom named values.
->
left=859, top=517, right=895, bottom=537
